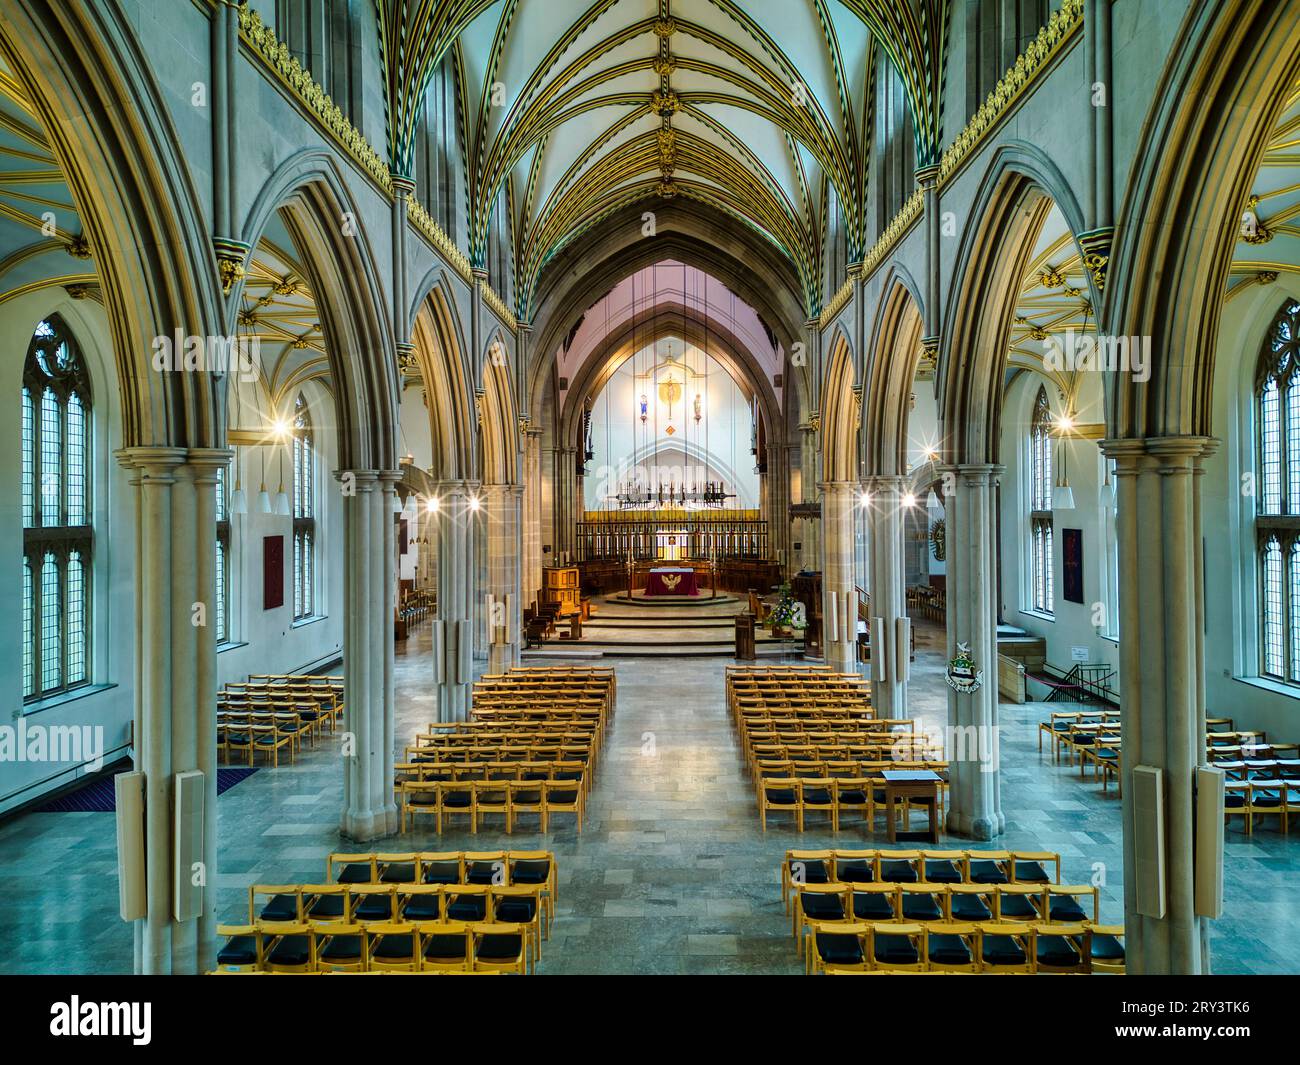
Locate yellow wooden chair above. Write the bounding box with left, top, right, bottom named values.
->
left=419, top=920, right=472, bottom=972
left=977, top=922, right=1034, bottom=973
left=866, top=922, right=926, bottom=971
left=925, top=922, right=980, bottom=972
left=490, top=884, right=544, bottom=970
left=760, top=777, right=801, bottom=831
left=806, top=920, right=870, bottom=974
left=1033, top=923, right=1092, bottom=974
left=783, top=849, right=833, bottom=910
left=365, top=921, right=420, bottom=972
left=258, top=920, right=313, bottom=973
left=1088, top=923, right=1126, bottom=973
left=792, top=883, right=851, bottom=955
left=214, top=923, right=261, bottom=971
left=469, top=922, right=528, bottom=974
left=311, top=920, right=366, bottom=972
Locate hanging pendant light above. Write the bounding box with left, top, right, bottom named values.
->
left=1052, top=436, right=1075, bottom=511
left=257, top=482, right=272, bottom=514
left=230, top=481, right=248, bottom=515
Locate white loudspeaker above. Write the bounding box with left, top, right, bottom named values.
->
left=173, top=770, right=205, bottom=922
left=895, top=617, right=912, bottom=683
left=825, top=592, right=838, bottom=643
left=1131, top=765, right=1167, bottom=918
left=114, top=771, right=147, bottom=922
left=870, top=617, right=887, bottom=682
left=506, top=594, right=517, bottom=644
left=456, top=619, right=472, bottom=683
left=431, top=620, right=445, bottom=684
left=484, top=594, right=497, bottom=645
left=844, top=593, right=857, bottom=647
left=1195, top=766, right=1225, bottom=918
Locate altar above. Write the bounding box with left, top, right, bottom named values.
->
left=644, top=566, right=701, bottom=597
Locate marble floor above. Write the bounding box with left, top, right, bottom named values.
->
left=1, top=620, right=1297, bottom=974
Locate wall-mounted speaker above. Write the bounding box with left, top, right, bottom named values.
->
left=825, top=592, right=839, bottom=643
left=173, top=770, right=204, bottom=922
left=456, top=619, right=472, bottom=683
left=895, top=617, right=911, bottom=683
left=114, top=771, right=146, bottom=922
left=1132, top=764, right=1167, bottom=918
left=870, top=617, right=887, bottom=682
left=1195, top=765, right=1225, bottom=918
left=431, top=620, right=445, bottom=684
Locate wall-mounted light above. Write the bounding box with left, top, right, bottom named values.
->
left=901, top=492, right=917, bottom=508
left=426, top=496, right=440, bottom=514
left=468, top=496, right=481, bottom=513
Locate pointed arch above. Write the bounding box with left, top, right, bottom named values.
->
left=864, top=275, right=926, bottom=477
left=821, top=325, right=860, bottom=483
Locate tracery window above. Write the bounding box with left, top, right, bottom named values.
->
left=1028, top=385, right=1054, bottom=615
left=216, top=465, right=230, bottom=644
left=22, top=316, right=92, bottom=701
left=1255, top=300, right=1300, bottom=683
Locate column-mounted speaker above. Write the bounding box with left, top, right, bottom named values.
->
left=870, top=617, right=888, bottom=682
left=1132, top=764, right=1167, bottom=918
left=1195, top=765, right=1225, bottom=918
left=456, top=619, right=472, bottom=683
left=826, top=592, right=839, bottom=643
left=173, top=770, right=204, bottom=922
left=844, top=592, right=857, bottom=649
left=895, top=617, right=912, bottom=683
left=115, top=771, right=147, bottom=921
left=506, top=594, right=518, bottom=644
left=431, top=620, right=445, bottom=684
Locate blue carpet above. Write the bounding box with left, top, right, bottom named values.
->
left=35, top=767, right=259, bottom=812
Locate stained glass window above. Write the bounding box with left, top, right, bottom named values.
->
left=292, top=393, right=315, bottom=621
left=1029, top=386, right=1054, bottom=615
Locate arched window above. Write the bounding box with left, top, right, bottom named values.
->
left=292, top=393, right=315, bottom=620
left=21, top=316, right=93, bottom=701
left=215, top=465, right=230, bottom=644
left=1255, top=300, right=1300, bottom=683
left=1028, top=385, right=1054, bottom=615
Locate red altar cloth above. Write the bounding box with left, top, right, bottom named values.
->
left=644, top=567, right=700, bottom=596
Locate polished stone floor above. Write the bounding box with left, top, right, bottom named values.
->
left=1, top=620, right=1297, bottom=974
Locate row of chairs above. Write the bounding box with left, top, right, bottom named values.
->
left=218, top=712, right=312, bottom=767
left=399, top=777, right=586, bottom=834
left=215, top=920, right=532, bottom=974
left=779, top=848, right=1065, bottom=908
left=757, top=763, right=950, bottom=833
left=803, top=920, right=1124, bottom=975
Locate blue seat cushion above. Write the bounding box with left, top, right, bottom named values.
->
left=442, top=791, right=473, bottom=808
left=306, top=894, right=346, bottom=919
left=422, top=862, right=460, bottom=884
left=372, top=933, right=415, bottom=961
left=1048, top=895, right=1089, bottom=922
left=380, top=863, right=416, bottom=884
left=837, top=789, right=868, bottom=805
left=793, top=860, right=830, bottom=884
left=901, top=894, right=943, bottom=922
left=510, top=860, right=551, bottom=884
left=982, top=934, right=1026, bottom=966
left=466, top=862, right=500, bottom=885
left=949, top=894, right=992, bottom=922
left=319, top=934, right=362, bottom=962
left=1091, top=933, right=1126, bottom=962
left=766, top=788, right=797, bottom=805
left=401, top=895, right=441, bottom=921
left=802, top=788, right=833, bottom=805
left=354, top=896, right=392, bottom=920
left=267, top=934, right=310, bottom=967
left=834, top=861, right=872, bottom=883
left=1013, top=861, right=1050, bottom=883
left=999, top=894, right=1039, bottom=920
left=217, top=935, right=257, bottom=967
left=924, top=860, right=962, bottom=884
left=878, top=860, right=918, bottom=883
left=476, top=933, right=522, bottom=961
left=969, top=860, right=1008, bottom=884
left=495, top=897, right=537, bottom=923
left=337, top=863, right=372, bottom=884
left=447, top=896, right=488, bottom=922
left=423, top=934, right=467, bottom=961
left=816, top=933, right=864, bottom=966
left=927, top=932, right=971, bottom=966
left=800, top=894, right=845, bottom=921
left=852, top=893, right=895, bottom=920
left=258, top=893, right=298, bottom=920
left=1037, top=936, right=1081, bottom=968
left=873, top=935, right=919, bottom=966
left=514, top=790, right=543, bottom=805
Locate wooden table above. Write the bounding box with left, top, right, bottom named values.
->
left=881, top=770, right=942, bottom=844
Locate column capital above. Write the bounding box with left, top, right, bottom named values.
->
left=186, top=448, right=235, bottom=485
left=936, top=463, right=1004, bottom=485
left=1099, top=435, right=1218, bottom=471
left=335, top=469, right=380, bottom=492
left=862, top=473, right=908, bottom=493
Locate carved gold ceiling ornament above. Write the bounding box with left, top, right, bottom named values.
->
left=653, top=18, right=677, bottom=39
left=657, top=178, right=678, bottom=199
left=1257, top=270, right=1279, bottom=286
left=396, top=341, right=418, bottom=376
left=214, top=238, right=249, bottom=298
left=650, top=88, right=681, bottom=116
left=1082, top=252, right=1108, bottom=292
left=653, top=57, right=676, bottom=78
left=1038, top=266, right=1066, bottom=288
left=64, top=233, right=91, bottom=259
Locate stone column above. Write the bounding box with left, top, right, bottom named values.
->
left=941, top=464, right=1004, bottom=840
left=798, top=424, right=821, bottom=572
left=521, top=429, right=544, bottom=607
left=1102, top=436, right=1215, bottom=974
left=484, top=482, right=524, bottom=672
left=117, top=446, right=230, bottom=975
left=820, top=481, right=858, bottom=672
left=865, top=475, right=909, bottom=717
left=433, top=480, right=479, bottom=721
left=553, top=445, right=578, bottom=563
left=337, top=469, right=399, bottom=841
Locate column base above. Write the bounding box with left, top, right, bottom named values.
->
left=340, top=804, right=399, bottom=842
left=944, top=809, right=1006, bottom=841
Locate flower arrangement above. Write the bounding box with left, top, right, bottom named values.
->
left=769, top=583, right=803, bottom=634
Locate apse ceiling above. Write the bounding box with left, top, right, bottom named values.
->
left=384, top=0, right=949, bottom=320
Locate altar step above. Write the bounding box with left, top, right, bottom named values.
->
left=522, top=641, right=803, bottom=659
